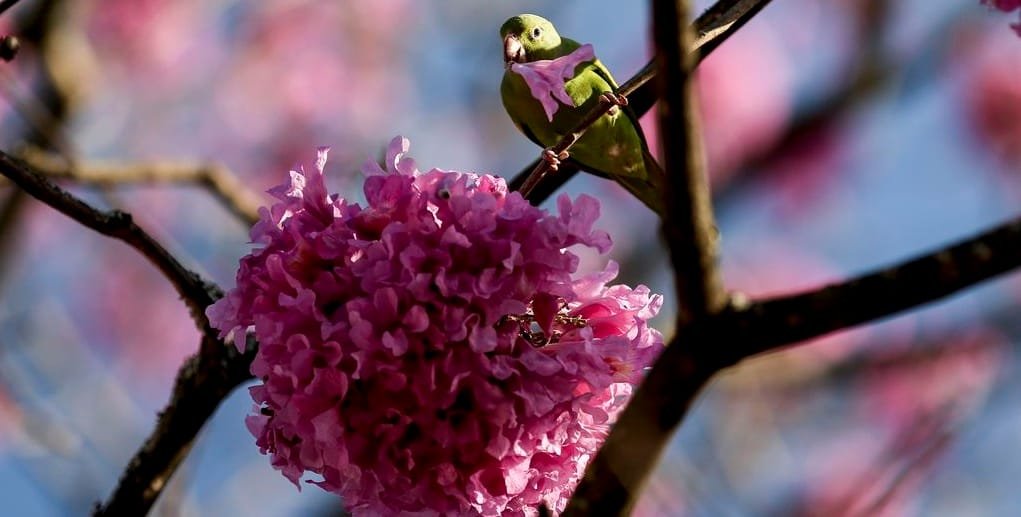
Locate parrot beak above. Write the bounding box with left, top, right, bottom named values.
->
left=504, top=34, right=525, bottom=64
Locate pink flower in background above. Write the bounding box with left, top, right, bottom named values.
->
left=212, top=2, right=413, bottom=151
left=0, top=389, right=20, bottom=451
left=208, top=137, right=663, bottom=515
left=723, top=242, right=869, bottom=365
left=696, top=26, right=792, bottom=184
left=82, top=1, right=415, bottom=184
left=857, top=329, right=1004, bottom=441
left=983, top=0, right=1021, bottom=35
left=962, top=40, right=1021, bottom=167
left=79, top=250, right=200, bottom=392
left=641, top=24, right=793, bottom=187
left=510, top=44, right=595, bottom=121
left=86, top=0, right=222, bottom=88
left=797, top=330, right=1005, bottom=516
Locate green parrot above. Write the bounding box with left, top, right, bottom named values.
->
left=500, top=13, right=665, bottom=216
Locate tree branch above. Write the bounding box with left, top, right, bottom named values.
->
left=92, top=335, right=257, bottom=516
left=0, top=0, right=22, bottom=17
left=566, top=0, right=727, bottom=513
left=569, top=211, right=1021, bottom=513
left=730, top=216, right=1021, bottom=360
left=0, top=146, right=253, bottom=515
left=3, top=0, right=256, bottom=514
left=0, top=188, right=27, bottom=288
left=510, top=0, right=775, bottom=201
left=13, top=148, right=263, bottom=226
left=95, top=203, right=1020, bottom=517
left=652, top=0, right=725, bottom=323
left=0, top=150, right=221, bottom=328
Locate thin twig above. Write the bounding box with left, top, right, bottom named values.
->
left=2, top=0, right=247, bottom=514
left=14, top=148, right=263, bottom=226
left=0, top=150, right=221, bottom=328
left=851, top=430, right=952, bottom=517
left=14, top=0, right=1013, bottom=514
left=512, top=0, right=774, bottom=201
left=0, top=67, right=77, bottom=157
left=689, top=0, right=776, bottom=59
left=0, top=0, right=90, bottom=291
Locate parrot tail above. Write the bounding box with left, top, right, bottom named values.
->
left=622, top=150, right=721, bottom=243
left=614, top=148, right=667, bottom=218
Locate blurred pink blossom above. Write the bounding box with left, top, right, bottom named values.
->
left=962, top=39, right=1021, bottom=167
left=642, top=24, right=793, bottom=187
left=75, top=249, right=199, bottom=392
left=798, top=429, right=929, bottom=517
left=86, top=0, right=222, bottom=89
left=723, top=242, right=871, bottom=364
left=756, top=126, right=847, bottom=220
left=210, top=2, right=413, bottom=153
left=983, top=0, right=1021, bottom=35
left=83, top=1, right=415, bottom=181
left=857, top=329, right=1005, bottom=440
left=796, top=329, right=1004, bottom=516
left=0, top=388, right=19, bottom=450
left=209, top=137, right=664, bottom=515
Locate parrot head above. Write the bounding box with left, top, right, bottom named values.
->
left=500, top=14, right=562, bottom=64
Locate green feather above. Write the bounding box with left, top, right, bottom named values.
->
left=500, top=14, right=665, bottom=216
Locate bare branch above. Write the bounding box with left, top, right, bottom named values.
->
left=15, top=148, right=263, bottom=226
left=689, top=0, right=776, bottom=59
left=93, top=335, right=257, bottom=516
left=566, top=0, right=727, bottom=513
left=510, top=0, right=775, bottom=201
left=0, top=149, right=260, bottom=517
left=0, top=150, right=221, bottom=328
left=730, top=216, right=1021, bottom=360
left=0, top=147, right=264, bottom=516
left=652, top=0, right=724, bottom=323
left=0, top=0, right=23, bottom=17
left=2, top=0, right=251, bottom=514
left=569, top=212, right=1021, bottom=514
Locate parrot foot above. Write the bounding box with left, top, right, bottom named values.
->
left=542, top=148, right=570, bottom=171
left=600, top=92, right=629, bottom=107
left=601, top=92, right=628, bottom=116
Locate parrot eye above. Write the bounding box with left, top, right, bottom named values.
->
left=531, top=27, right=542, bottom=39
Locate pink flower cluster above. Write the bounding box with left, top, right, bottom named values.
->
left=984, top=0, right=1021, bottom=35
left=207, top=137, right=663, bottom=515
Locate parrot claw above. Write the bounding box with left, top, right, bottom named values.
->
left=600, top=92, right=629, bottom=107
left=601, top=92, right=628, bottom=117
left=542, top=149, right=570, bottom=171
